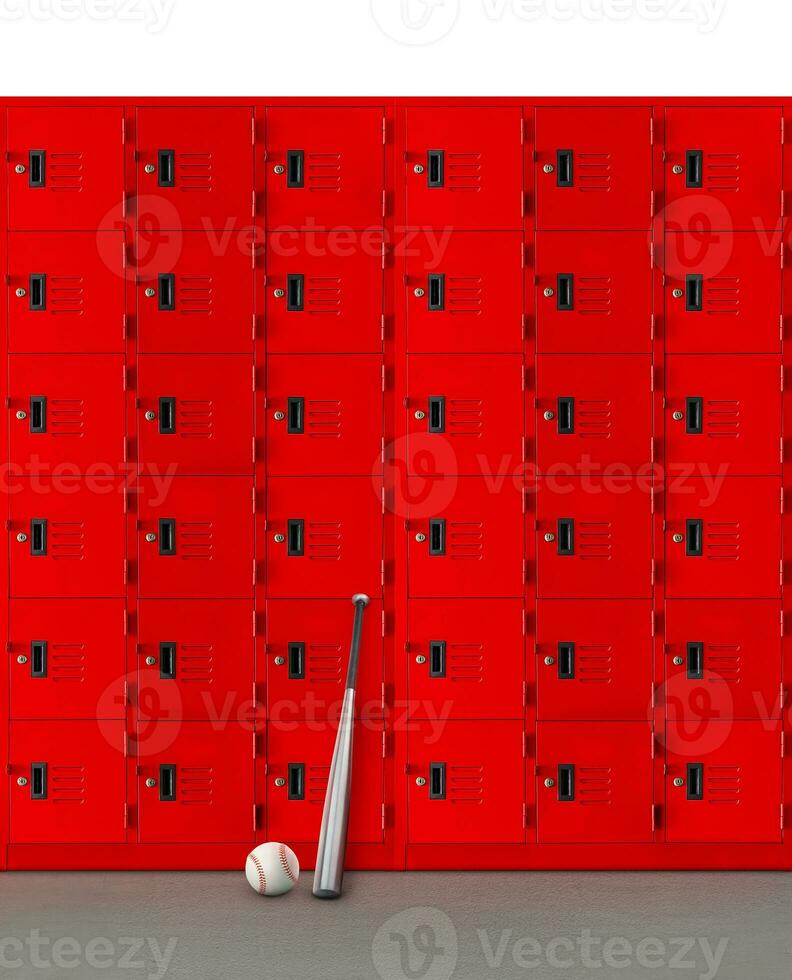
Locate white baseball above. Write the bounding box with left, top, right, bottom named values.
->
left=245, top=842, right=299, bottom=896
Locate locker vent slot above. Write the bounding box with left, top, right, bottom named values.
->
left=287, top=642, right=306, bottom=680
left=702, top=277, right=741, bottom=316
left=576, top=277, right=612, bottom=316
left=446, top=276, right=483, bottom=316
left=428, top=640, right=446, bottom=678
left=45, top=399, right=84, bottom=438
left=575, top=645, right=613, bottom=684
left=704, top=399, right=740, bottom=439
left=446, top=398, right=483, bottom=439
left=304, top=151, right=342, bottom=193
left=47, top=521, right=83, bottom=561
left=303, top=275, right=342, bottom=316
left=30, top=763, right=48, bottom=800
left=47, top=643, right=86, bottom=683
left=702, top=151, right=740, bottom=193
left=705, top=522, right=741, bottom=562
left=706, top=645, right=741, bottom=681
left=558, top=764, right=575, bottom=801
left=573, top=521, right=611, bottom=560
left=177, top=399, right=212, bottom=439
left=178, top=521, right=213, bottom=561
left=178, top=275, right=213, bottom=316
left=175, top=152, right=212, bottom=192
left=303, top=521, right=342, bottom=561
left=179, top=644, right=213, bottom=684
left=288, top=762, right=305, bottom=800
left=575, top=767, right=612, bottom=804
left=159, top=764, right=177, bottom=802
left=429, top=762, right=446, bottom=800
left=706, top=766, right=741, bottom=804
left=304, top=643, right=343, bottom=685
left=576, top=153, right=611, bottom=192
left=444, top=151, right=482, bottom=192
left=446, top=521, right=484, bottom=561
left=178, top=766, right=213, bottom=805
left=303, top=399, right=343, bottom=439
left=30, top=640, right=48, bottom=678
left=445, top=643, right=484, bottom=683
left=446, top=765, right=484, bottom=803
left=48, top=152, right=83, bottom=193
left=47, top=276, right=84, bottom=316
left=48, top=765, right=85, bottom=803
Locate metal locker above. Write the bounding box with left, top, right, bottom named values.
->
left=536, top=477, right=653, bottom=599
left=136, top=232, right=254, bottom=354
left=665, top=477, right=781, bottom=599
left=407, top=599, right=525, bottom=721
left=9, top=720, right=127, bottom=843
left=266, top=354, right=384, bottom=476
left=266, top=721, right=385, bottom=843
left=665, top=600, right=782, bottom=722
left=9, top=479, right=127, bottom=599
left=266, top=598, right=384, bottom=720
left=405, top=107, right=524, bottom=230
left=8, top=232, right=126, bottom=354
left=535, top=232, right=653, bottom=354
left=137, top=600, right=255, bottom=723
left=407, top=720, right=525, bottom=844
left=265, top=234, right=384, bottom=354
left=137, top=476, right=254, bottom=600
left=9, top=599, right=126, bottom=721
left=535, top=108, right=653, bottom=230
left=136, top=107, right=254, bottom=230
left=663, top=232, right=781, bottom=354
left=266, top=477, right=384, bottom=599
left=407, top=477, right=524, bottom=599
left=665, top=721, right=782, bottom=843
left=266, top=107, right=385, bottom=230
left=536, top=600, right=653, bottom=721
left=9, top=353, right=126, bottom=472
left=407, top=353, right=524, bottom=476
left=8, top=107, right=124, bottom=231
left=665, top=107, right=782, bottom=231
left=536, top=354, right=652, bottom=473
left=665, top=354, right=782, bottom=476
left=137, top=724, right=254, bottom=844
left=138, top=354, right=254, bottom=476
left=536, top=721, right=654, bottom=843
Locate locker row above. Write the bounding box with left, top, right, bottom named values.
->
left=6, top=230, right=784, bottom=354
left=8, top=719, right=784, bottom=845
left=8, top=105, right=785, bottom=230
left=7, top=353, right=783, bottom=476
left=5, top=475, right=783, bottom=599
left=7, top=598, right=782, bottom=722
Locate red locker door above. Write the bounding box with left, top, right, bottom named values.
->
left=8, top=232, right=126, bottom=354
left=9, top=479, right=126, bottom=598
left=136, top=107, right=254, bottom=230
left=406, top=232, right=524, bottom=354
left=536, top=354, right=652, bottom=473
left=407, top=478, right=524, bottom=599
left=536, top=477, right=652, bottom=599
left=9, top=354, right=125, bottom=472
left=405, top=107, right=523, bottom=230
left=537, top=722, right=653, bottom=843
left=663, top=233, right=781, bottom=354
left=137, top=476, right=254, bottom=599
left=267, top=477, right=383, bottom=599
left=536, top=600, right=653, bottom=721
left=138, top=724, right=254, bottom=843
left=137, top=232, right=254, bottom=354
left=8, top=107, right=124, bottom=230
left=535, top=232, right=652, bottom=354
left=266, top=107, right=385, bottom=230
left=407, top=599, right=525, bottom=721
left=267, top=721, right=384, bottom=843
left=665, top=721, right=782, bottom=843
left=9, top=720, right=126, bottom=843
left=137, top=600, right=255, bottom=723
left=138, top=354, right=254, bottom=476
left=408, top=721, right=525, bottom=844
left=665, top=107, right=782, bottom=231
left=407, top=354, right=524, bottom=476
left=266, top=354, right=384, bottom=476
left=665, top=355, right=781, bottom=476
left=665, top=477, right=781, bottom=599
left=266, top=233, right=383, bottom=354
left=535, top=108, right=652, bottom=230
left=266, top=599, right=384, bottom=720
left=665, top=600, right=782, bottom=722
left=9, top=599, right=126, bottom=721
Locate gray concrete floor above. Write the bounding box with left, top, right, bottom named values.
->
left=0, top=871, right=789, bottom=979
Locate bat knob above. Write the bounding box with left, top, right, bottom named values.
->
left=351, top=593, right=370, bottom=607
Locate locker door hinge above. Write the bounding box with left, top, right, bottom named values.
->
left=251, top=189, right=256, bottom=219
left=382, top=189, right=387, bottom=220
left=520, top=115, right=525, bottom=145
left=650, top=732, right=656, bottom=758
left=522, top=559, right=528, bottom=584
left=521, top=313, right=527, bottom=341
left=382, top=115, right=387, bottom=145
left=123, top=560, right=129, bottom=585
left=254, top=804, right=259, bottom=833
left=650, top=314, right=655, bottom=341
left=649, top=241, right=655, bottom=268
left=382, top=803, right=387, bottom=832
left=781, top=804, right=785, bottom=831
left=651, top=804, right=659, bottom=831
left=122, top=313, right=128, bottom=339
left=649, top=115, right=654, bottom=145
left=121, top=115, right=126, bottom=144
left=123, top=609, right=129, bottom=636
left=781, top=609, right=785, bottom=637
left=650, top=609, right=657, bottom=637
left=523, top=732, right=528, bottom=758
left=251, top=116, right=256, bottom=144
left=124, top=680, right=130, bottom=706
left=381, top=609, right=386, bottom=637
left=382, top=731, right=387, bottom=759
left=650, top=559, right=656, bottom=585
left=523, top=682, right=528, bottom=708
left=124, top=804, right=129, bottom=829
left=523, top=803, right=528, bottom=827
left=781, top=314, right=785, bottom=342
left=649, top=189, right=655, bottom=219
left=782, top=115, right=786, bottom=144
left=123, top=732, right=129, bottom=758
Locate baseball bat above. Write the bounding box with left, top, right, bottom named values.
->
left=312, top=592, right=370, bottom=899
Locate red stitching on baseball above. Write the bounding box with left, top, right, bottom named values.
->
left=251, top=854, right=267, bottom=894
left=279, top=844, right=295, bottom=882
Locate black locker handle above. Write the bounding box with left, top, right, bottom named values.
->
left=30, top=763, right=48, bottom=800
left=287, top=642, right=306, bottom=680
left=686, top=642, right=704, bottom=680
left=159, top=764, right=176, bottom=802
left=286, top=150, right=304, bottom=188
left=287, top=274, right=305, bottom=311
left=288, top=762, right=305, bottom=800
left=686, top=519, right=703, bottom=557
left=158, top=149, right=175, bottom=187
left=685, top=150, right=703, bottom=188
left=29, top=274, right=46, bottom=311
left=30, top=640, right=48, bottom=678
left=427, top=273, right=445, bottom=311
left=558, top=642, right=575, bottom=680
left=29, top=150, right=46, bottom=188
left=429, top=762, right=446, bottom=800
left=158, top=273, right=175, bottom=311
left=29, top=396, right=47, bottom=434
left=557, top=518, right=574, bottom=556
left=427, top=150, right=444, bottom=188
left=687, top=762, right=704, bottom=800
left=158, top=518, right=176, bottom=556
left=685, top=274, right=703, bottom=312
left=686, top=397, right=703, bottom=435
left=428, top=640, right=446, bottom=678
left=158, top=397, right=176, bottom=435
left=287, top=397, right=305, bottom=434
left=556, top=150, right=573, bottom=187
left=558, top=764, right=575, bottom=801
left=30, top=519, right=47, bottom=557
left=159, top=642, right=177, bottom=680
left=557, top=397, right=574, bottom=435
left=287, top=519, right=304, bottom=556
left=556, top=273, right=574, bottom=311
left=427, top=396, right=445, bottom=433
left=428, top=518, right=446, bottom=556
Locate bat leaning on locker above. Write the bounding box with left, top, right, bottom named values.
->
left=312, top=593, right=370, bottom=899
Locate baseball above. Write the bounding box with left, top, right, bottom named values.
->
left=245, top=842, right=300, bottom=896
